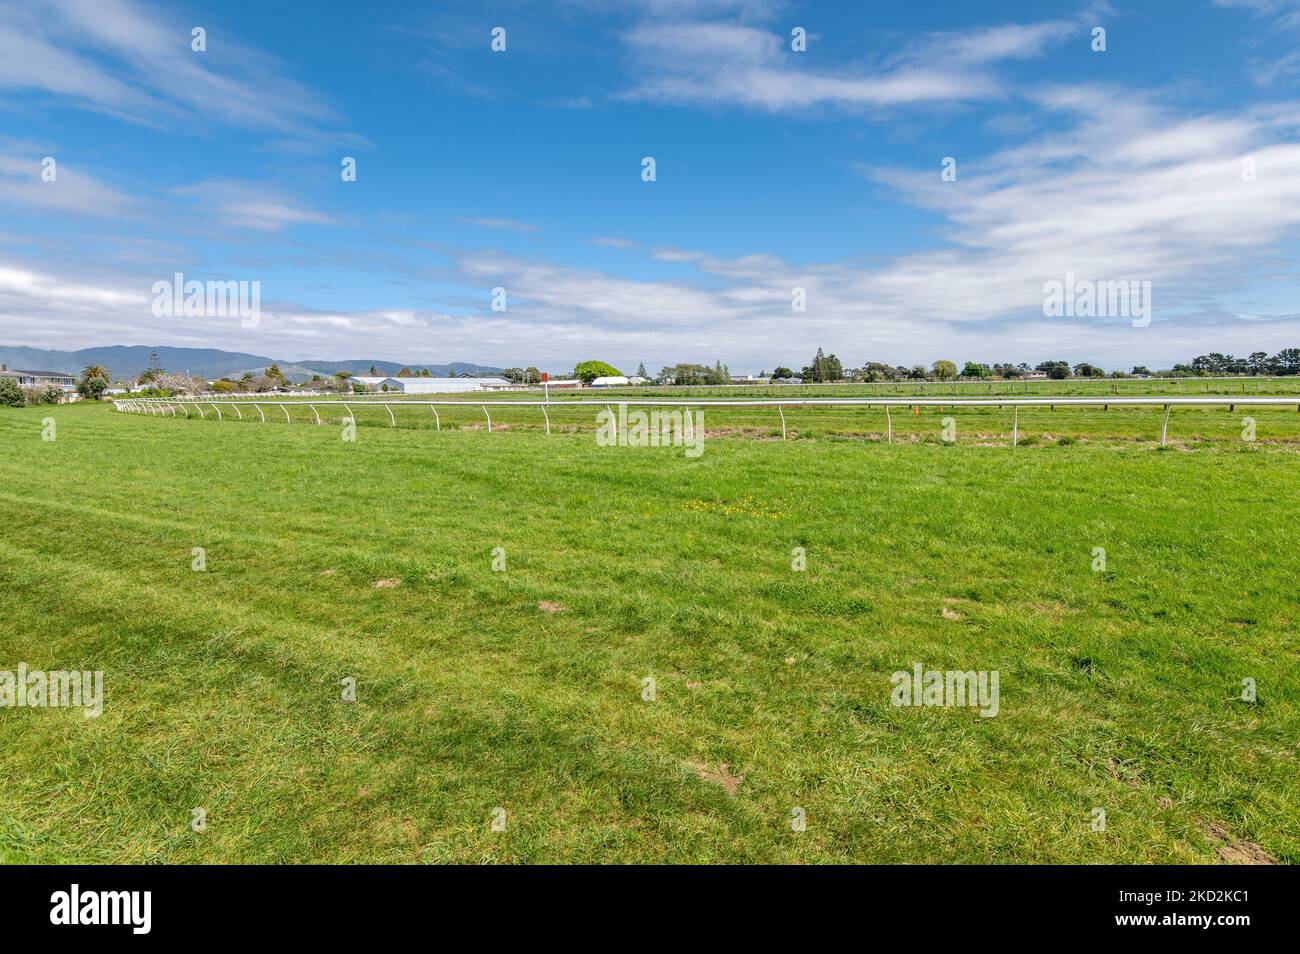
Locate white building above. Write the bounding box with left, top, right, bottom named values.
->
left=350, top=376, right=510, bottom=393
left=589, top=376, right=630, bottom=388
left=0, top=368, right=76, bottom=390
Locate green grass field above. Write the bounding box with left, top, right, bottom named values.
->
left=1, top=402, right=1296, bottom=863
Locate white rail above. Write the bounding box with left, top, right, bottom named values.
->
left=118, top=396, right=1300, bottom=408
left=115, top=395, right=1300, bottom=448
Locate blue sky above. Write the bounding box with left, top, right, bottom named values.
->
left=2, top=0, right=1300, bottom=372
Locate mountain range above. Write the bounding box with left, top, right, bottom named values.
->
left=0, top=345, right=502, bottom=383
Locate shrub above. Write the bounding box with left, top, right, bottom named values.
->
left=23, top=385, right=62, bottom=406
left=0, top=377, right=24, bottom=407
left=21, top=387, right=60, bottom=405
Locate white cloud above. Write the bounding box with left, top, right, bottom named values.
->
left=1212, top=0, right=1300, bottom=25
left=618, top=14, right=1091, bottom=112
left=0, top=0, right=347, bottom=138
left=0, top=152, right=137, bottom=215
left=591, top=236, right=639, bottom=249
left=171, top=179, right=337, bottom=232
left=915, top=19, right=1084, bottom=65
left=458, top=217, right=541, bottom=233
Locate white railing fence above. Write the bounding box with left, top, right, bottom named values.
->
left=114, top=395, right=1300, bottom=447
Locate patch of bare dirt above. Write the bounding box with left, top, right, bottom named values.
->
left=941, top=607, right=961, bottom=621
left=372, top=578, right=400, bottom=588
left=688, top=761, right=745, bottom=795
left=537, top=600, right=566, bottom=613
left=320, top=568, right=338, bottom=576
left=1198, top=820, right=1276, bottom=865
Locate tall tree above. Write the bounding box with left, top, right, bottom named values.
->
left=932, top=360, right=958, bottom=381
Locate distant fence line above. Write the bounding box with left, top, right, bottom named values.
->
left=587, top=375, right=1299, bottom=391
left=121, top=374, right=1298, bottom=402
left=115, top=395, right=1300, bottom=447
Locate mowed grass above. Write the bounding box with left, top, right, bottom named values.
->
left=0, top=403, right=1296, bottom=864
left=144, top=396, right=1300, bottom=450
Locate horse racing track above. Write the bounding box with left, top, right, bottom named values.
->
left=0, top=401, right=1295, bottom=863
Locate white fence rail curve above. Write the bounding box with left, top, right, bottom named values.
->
left=114, top=395, right=1300, bottom=448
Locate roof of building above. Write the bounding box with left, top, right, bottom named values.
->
left=0, top=368, right=75, bottom=377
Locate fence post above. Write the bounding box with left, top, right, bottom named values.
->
left=211, top=403, right=223, bottom=421
left=255, top=404, right=266, bottom=423
left=308, top=404, right=321, bottom=425
left=886, top=405, right=892, bottom=444
left=430, top=406, right=440, bottom=431
left=779, top=406, right=787, bottom=440
left=482, top=405, right=492, bottom=432
left=1161, top=404, right=1171, bottom=446
left=541, top=405, right=550, bottom=435
left=383, top=403, right=395, bottom=427
left=1012, top=406, right=1018, bottom=448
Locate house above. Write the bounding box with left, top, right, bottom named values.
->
left=589, top=376, right=630, bottom=388
left=350, top=375, right=511, bottom=393
left=0, top=367, right=77, bottom=391
left=626, top=375, right=650, bottom=385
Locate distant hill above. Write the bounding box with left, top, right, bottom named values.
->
left=0, top=345, right=502, bottom=383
